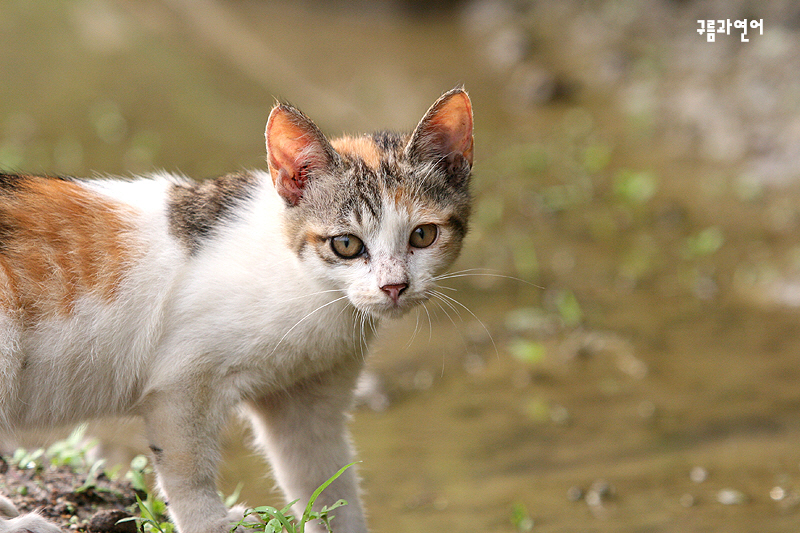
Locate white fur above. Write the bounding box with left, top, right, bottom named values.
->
left=0, top=87, right=473, bottom=533
left=0, top=171, right=382, bottom=533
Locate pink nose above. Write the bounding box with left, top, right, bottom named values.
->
left=380, top=283, right=408, bottom=304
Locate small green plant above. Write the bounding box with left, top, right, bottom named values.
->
left=682, top=226, right=724, bottom=259
left=510, top=502, right=534, bottom=532
left=11, top=447, right=45, bottom=470
left=119, top=455, right=174, bottom=533
left=613, top=168, right=657, bottom=205
left=232, top=462, right=356, bottom=533
left=119, top=493, right=175, bottom=533
left=121, top=458, right=354, bottom=533
left=75, top=457, right=108, bottom=494
left=9, top=424, right=98, bottom=471
left=554, top=289, right=582, bottom=328
left=45, top=424, right=99, bottom=468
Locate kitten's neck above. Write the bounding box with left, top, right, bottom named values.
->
left=168, top=173, right=378, bottom=356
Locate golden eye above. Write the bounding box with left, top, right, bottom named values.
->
left=331, top=234, right=365, bottom=259
left=409, top=224, right=438, bottom=248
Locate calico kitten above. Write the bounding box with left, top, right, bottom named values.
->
left=0, top=87, right=473, bottom=533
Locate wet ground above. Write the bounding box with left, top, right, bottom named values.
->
left=2, top=0, right=800, bottom=531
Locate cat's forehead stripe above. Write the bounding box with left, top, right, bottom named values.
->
left=331, top=136, right=382, bottom=170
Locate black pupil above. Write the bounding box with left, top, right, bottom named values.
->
left=334, top=235, right=362, bottom=257
left=411, top=224, right=436, bottom=247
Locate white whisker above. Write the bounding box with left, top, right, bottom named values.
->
left=270, top=295, right=350, bottom=355
left=429, top=294, right=459, bottom=330
left=280, top=288, right=347, bottom=303
left=432, top=268, right=542, bottom=289
left=406, top=309, right=422, bottom=348
left=430, top=289, right=464, bottom=322
left=430, top=287, right=499, bottom=359
left=422, top=301, right=433, bottom=343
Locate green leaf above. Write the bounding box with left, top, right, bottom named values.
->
left=320, top=499, right=348, bottom=513
left=683, top=226, right=724, bottom=259
left=224, top=482, right=244, bottom=508
left=613, top=169, right=657, bottom=204
left=508, top=339, right=546, bottom=366
left=511, top=502, right=534, bottom=532
left=555, top=290, right=582, bottom=328
left=130, top=454, right=149, bottom=472
left=126, top=455, right=151, bottom=493
left=299, top=463, right=357, bottom=533
left=76, top=459, right=106, bottom=493
left=581, top=143, right=612, bottom=173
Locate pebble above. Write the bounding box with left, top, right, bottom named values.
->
left=566, top=485, right=584, bottom=502
left=585, top=479, right=615, bottom=507
left=88, top=509, right=136, bottom=533
left=689, top=466, right=708, bottom=483
left=716, top=488, right=747, bottom=505
left=679, top=493, right=696, bottom=507
left=769, top=486, right=786, bottom=501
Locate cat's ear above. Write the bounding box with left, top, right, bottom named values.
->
left=266, top=104, right=335, bottom=206
left=406, top=87, right=474, bottom=185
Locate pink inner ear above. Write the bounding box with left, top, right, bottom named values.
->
left=266, top=106, right=327, bottom=206
left=423, top=92, right=474, bottom=165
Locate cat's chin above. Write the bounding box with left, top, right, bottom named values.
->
left=376, top=306, right=412, bottom=320
left=359, top=300, right=419, bottom=321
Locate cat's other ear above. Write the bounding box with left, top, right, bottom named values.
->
left=406, top=87, right=474, bottom=186
left=266, top=104, right=335, bottom=206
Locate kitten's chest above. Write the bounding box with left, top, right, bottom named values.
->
left=226, top=299, right=369, bottom=396
left=166, top=260, right=371, bottom=393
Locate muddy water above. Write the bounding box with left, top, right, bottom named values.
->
left=2, top=1, right=800, bottom=532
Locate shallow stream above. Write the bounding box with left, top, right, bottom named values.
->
left=2, top=1, right=800, bottom=531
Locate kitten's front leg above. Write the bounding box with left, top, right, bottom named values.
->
left=244, top=361, right=368, bottom=533
left=143, top=391, right=243, bottom=533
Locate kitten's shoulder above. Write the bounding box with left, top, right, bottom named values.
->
left=165, top=170, right=265, bottom=255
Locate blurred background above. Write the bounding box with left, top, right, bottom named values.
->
left=2, top=0, right=800, bottom=531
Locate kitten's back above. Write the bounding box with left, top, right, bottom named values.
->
left=0, top=174, right=136, bottom=321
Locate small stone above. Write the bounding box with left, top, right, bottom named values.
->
left=88, top=509, right=136, bottom=533
left=590, top=479, right=613, bottom=498
left=780, top=490, right=800, bottom=509
left=413, top=369, right=434, bottom=390
left=550, top=404, right=570, bottom=425
left=637, top=400, right=656, bottom=419
left=585, top=480, right=614, bottom=507
left=716, top=488, right=747, bottom=505
left=566, top=486, right=584, bottom=502
left=679, top=493, right=696, bottom=507
left=770, top=486, right=786, bottom=501
left=690, top=466, right=708, bottom=483
left=585, top=490, right=602, bottom=507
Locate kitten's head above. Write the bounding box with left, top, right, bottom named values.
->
left=265, top=88, right=473, bottom=319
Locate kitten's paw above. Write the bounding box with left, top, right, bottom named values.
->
left=0, top=513, right=62, bottom=533
left=224, top=504, right=262, bottom=532
left=0, top=495, right=62, bottom=533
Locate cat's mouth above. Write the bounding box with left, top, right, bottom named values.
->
left=356, top=290, right=428, bottom=320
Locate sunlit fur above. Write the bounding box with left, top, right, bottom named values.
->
left=0, top=88, right=473, bottom=533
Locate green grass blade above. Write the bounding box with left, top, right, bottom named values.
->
left=299, top=462, right=358, bottom=533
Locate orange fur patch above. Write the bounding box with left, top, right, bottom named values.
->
left=0, top=176, right=136, bottom=320
left=331, top=136, right=381, bottom=169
